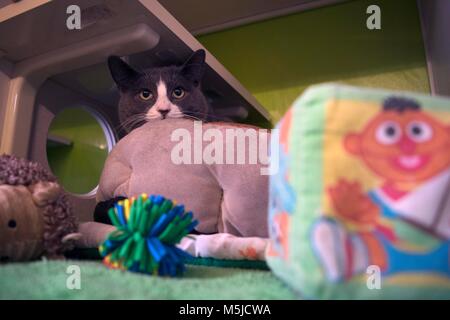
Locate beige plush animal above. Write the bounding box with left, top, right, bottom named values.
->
left=97, top=119, right=270, bottom=238
left=0, top=155, right=79, bottom=261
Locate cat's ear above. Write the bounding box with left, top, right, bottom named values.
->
left=108, top=56, right=141, bottom=90
left=181, top=49, right=206, bottom=86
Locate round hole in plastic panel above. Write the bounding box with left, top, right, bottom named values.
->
left=46, top=107, right=115, bottom=196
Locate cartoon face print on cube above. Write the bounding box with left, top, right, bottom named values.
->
left=345, top=97, right=450, bottom=187
left=312, top=96, right=450, bottom=282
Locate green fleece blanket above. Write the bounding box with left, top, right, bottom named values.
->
left=0, top=260, right=297, bottom=299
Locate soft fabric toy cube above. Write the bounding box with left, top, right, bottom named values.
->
left=267, top=84, right=450, bottom=299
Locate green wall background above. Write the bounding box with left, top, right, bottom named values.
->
left=197, top=0, right=429, bottom=123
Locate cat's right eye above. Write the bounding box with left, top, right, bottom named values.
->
left=139, top=90, right=153, bottom=101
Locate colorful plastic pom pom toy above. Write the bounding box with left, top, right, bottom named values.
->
left=99, top=194, right=198, bottom=277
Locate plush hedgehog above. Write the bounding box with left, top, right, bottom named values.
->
left=0, top=154, right=79, bottom=262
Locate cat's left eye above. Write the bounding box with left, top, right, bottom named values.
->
left=172, top=87, right=185, bottom=99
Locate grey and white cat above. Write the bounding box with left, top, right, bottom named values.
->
left=108, top=49, right=212, bottom=133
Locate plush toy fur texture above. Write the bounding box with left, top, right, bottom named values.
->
left=0, top=155, right=78, bottom=261
left=97, top=119, right=269, bottom=237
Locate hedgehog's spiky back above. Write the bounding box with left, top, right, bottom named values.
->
left=0, top=154, right=56, bottom=186
left=99, top=194, right=198, bottom=276
left=0, top=154, right=77, bottom=258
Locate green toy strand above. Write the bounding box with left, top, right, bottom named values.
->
left=142, top=201, right=154, bottom=233
left=108, top=207, right=121, bottom=227
left=118, top=237, right=134, bottom=260
left=140, top=246, right=150, bottom=272
left=146, top=204, right=160, bottom=229
left=158, top=215, right=181, bottom=242
left=108, top=230, right=128, bottom=242
left=160, top=199, right=173, bottom=214
left=138, top=202, right=151, bottom=235
left=128, top=199, right=137, bottom=230
left=111, top=245, right=121, bottom=261
left=133, top=237, right=146, bottom=263
left=134, top=197, right=145, bottom=229
left=167, top=218, right=193, bottom=244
